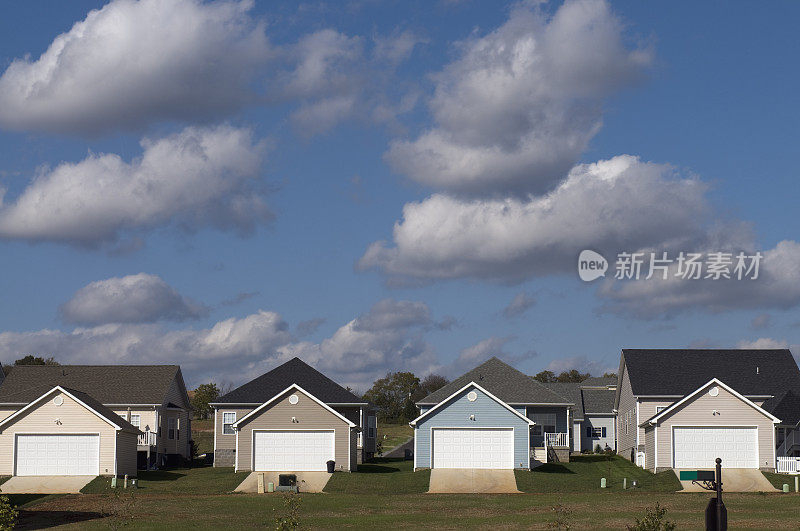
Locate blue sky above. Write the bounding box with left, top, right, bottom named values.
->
left=0, top=0, right=798, bottom=391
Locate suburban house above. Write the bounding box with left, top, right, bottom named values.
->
left=411, top=357, right=577, bottom=470
left=615, top=349, right=800, bottom=472
left=0, top=365, right=192, bottom=474
left=210, top=357, right=376, bottom=473
left=543, top=377, right=617, bottom=454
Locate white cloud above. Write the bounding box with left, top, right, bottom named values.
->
left=360, top=155, right=716, bottom=283
left=0, top=0, right=270, bottom=134
left=372, top=30, right=426, bottom=65
left=385, top=0, right=650, bottom=196
left=598, top=240, right=800, bottom=317
left=60, top=273, right=207, bottom=326
left=503, top=292, right=536, bottom=318
left=450, top=336, right=535, bottom=374
left=0, top=310, right=293, bottom=386
left=736, top=338, right=788, bottom=350
left=0, top=125, right=271, bottom=246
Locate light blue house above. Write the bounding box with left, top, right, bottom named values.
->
left=412, top=358, right=578, bottom=470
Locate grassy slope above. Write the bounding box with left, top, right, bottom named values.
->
left=377, top=423, right=413, bottom=451
left=324, top=458, right=430, bottom=494
left=191, top=419, right=214, bottom=455
left=763, top=472, right=798, bottom=490
left=81, top=466, right=249, bottom=495
left=516, top=455, right=682, bottom=493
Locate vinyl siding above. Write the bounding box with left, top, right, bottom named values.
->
left=581, top=414, right=616, bottom=452
left=638, top=398, right=676, bottom=442
left=526, top=406, right=569, bottom=447
left=0, top=390, right=119, bottom=476
left=644, top=425, right=655, bottom=470
left=415, top=385, right=530, bottom=469
left=617, top=364, right=638, bottom=459
left=0, top=407, right=18, bottom=422
left=164, top=373, right=191, bottom=410
left=112, top=409, right=156, bottom=436
left=572, top=421, right=582, bottom=452
left=214, top=407, right=253, bottom=451
left=116, top=430, right=138, bottom=477
left=234, top=388, right=353, bottom=472
left=653, top=383, right=775, bottom=470
left=159, top=408, right=190, bottom=457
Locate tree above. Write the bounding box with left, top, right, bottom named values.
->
left=191, top=383, right=220, bottom=420
left=555, top=370, right=591, bottom=383
left=412, top=374, right=449, bottom=401
left=363, top=371, right=420, bottom=423
left=14, top=355, right=58, bottom=366
left=603, top=372, right=617, bottom=379
left=533, top=370, right=556, bottom=383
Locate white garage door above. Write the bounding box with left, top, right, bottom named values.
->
left=253, top=430, right=334, bottom=471
left=432, top=428, right=514, bottom=469
left=673, top=427, right=758, bottom=469
left=15, top=434, right=100, bottom=476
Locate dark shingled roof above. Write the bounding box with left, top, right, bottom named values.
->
left=541, top=382, right=584, bottom=418
left=0, top=365, right=182, bottom=405
left=581, top=376, right=617, bottom=388
left=622, top=349, right=800, bottom=397
left=215, top=357, right=364, bottom=404
left=762, top=390, right=800, bottom=426
left=418, top=357, right=572, bottom=405
left=581, top=388, right=616, bottom=414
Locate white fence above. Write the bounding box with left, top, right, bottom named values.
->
left=776, top=457, right=800, bottom=474
left=544, top=432, right=568, bottom=448
left=138, top=430, right=157, bottom=446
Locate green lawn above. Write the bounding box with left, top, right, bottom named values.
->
left=81, top=465, right=249, bottom=495
left=325, top=457, right=430, bottom=494
left=377, top=422, right=413, bottom=452
left=191, top=418, right=214, bottom=455
left=763, top=471, right=799, bottom=491
left=516, top=454, right=682, bottom=493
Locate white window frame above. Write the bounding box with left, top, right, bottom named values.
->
left=130, top=414, right=141, bottom=428
left=223, top=412, right=236, bottom=435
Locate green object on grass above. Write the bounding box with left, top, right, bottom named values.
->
left=783, top=483, right=789, bottom=493
left=600, top=477, right=606, bottom=488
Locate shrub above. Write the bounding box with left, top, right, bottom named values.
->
left=627, top=503, right=676, bottom=531
left=594, top=444, right=603, bottom=453
left=0, top=496, right=18, bottom=530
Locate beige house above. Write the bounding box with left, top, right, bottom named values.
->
left=0, top=365, right=192, bottom=470
left=0, top=386, right=139, bottom=477
left=615, top=349, right=799, bottom=472
left=211, top=358, right=375, bottom=472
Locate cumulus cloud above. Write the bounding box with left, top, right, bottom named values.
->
left=385, top=0, right=650, bottom=196
left=360, top=155, right=718, bottom=283
left=0, top=310, right=293, bottom=386
left=736, top=338, right=789, bottom=350
left=503, top=292, right=536, bottom=318
left=274, top=299, right=439, bottom=388
left=0, top=0, right=270, bottom=134
left=598, top=240, right=800, bottom=317
left=0, top=125, right=271, bottom=246
left=60, top=273, right=207, bottom=326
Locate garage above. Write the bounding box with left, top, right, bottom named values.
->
left=432, top=428, right=514, bottom=469
left=253, top=430, right=334, bottom=471
left=673, top=427, right=758, bottom=469
left=15, top=434, right=100, bottom=476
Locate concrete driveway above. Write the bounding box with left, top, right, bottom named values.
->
left=675, top=469, right=778, bottom=492
left=0, top=476, right=96, bottom=494
left=428, top=469, right=520, bottom=493
left=235, top=471, right=332, bottom=493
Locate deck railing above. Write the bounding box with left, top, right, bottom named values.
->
left=776, top=457, right=800, bottom=474
left=138, top=430, right=157, bottom=446
left=777, top=429, right=800, bottom=457
left=544, top=432, right=568, bottom=448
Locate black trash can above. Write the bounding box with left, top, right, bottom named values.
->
left=404, top=448, right=413, bottom=461
left=326, top=460, right=335, bottom=473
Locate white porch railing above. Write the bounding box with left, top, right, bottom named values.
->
left=138, top=431, right=157, bottom=446
left=544, top=432, right=568, bottom=448
left=776, top=457, right=800, bottom=474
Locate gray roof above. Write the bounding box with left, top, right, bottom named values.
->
left=762, top=390, right=800, bottom=426
left=581, top=388, right=616, bottom=414
left=541, top=382, right=584, bottom=418
left=215, top=358, right=364, bottom=404
left=418, top=358, right=572, bottom=406
left=622, top=349, right=800, bottom=397
left=581, top=376, right=617, bottom=388
left=0, top=365, right=183, bottom=405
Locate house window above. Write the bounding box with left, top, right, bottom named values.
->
left=656, top=406, right=667, bottom=413
left=587, top=427, right=606, bottom=438
left=367, top=416, right=376, bottom=438
left=531, top=413, right=557, bottom=436
left=223, top=412, right=236, bottom=435
left=177, top=418, right=180, bottom=441
left=129, top=414, right=140, bottom=428
left=168, top=418, right=176, bottom=440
